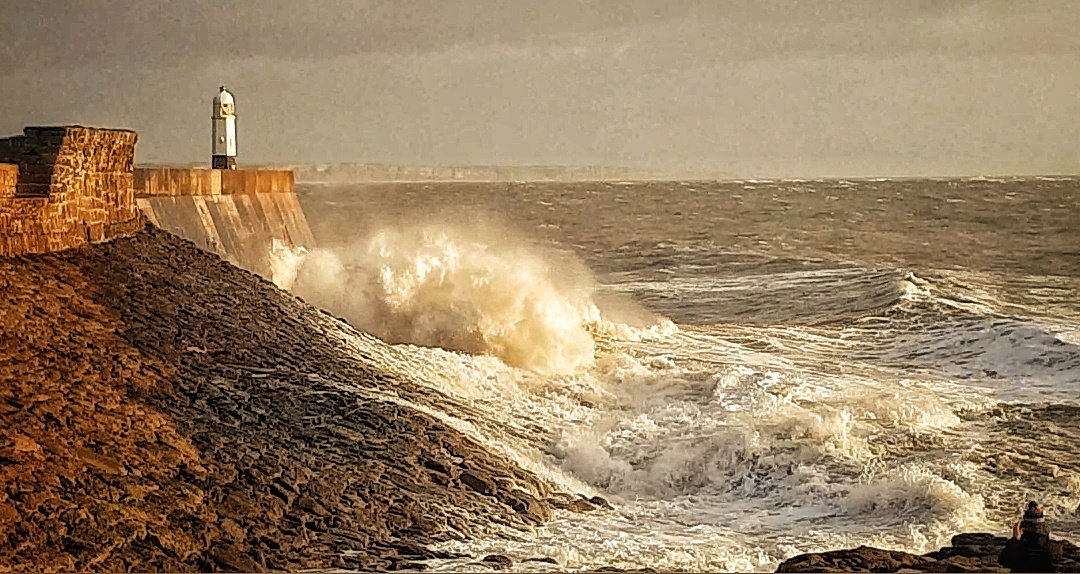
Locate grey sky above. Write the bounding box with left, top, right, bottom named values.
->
left=2, top=0, right=1079, bottom=176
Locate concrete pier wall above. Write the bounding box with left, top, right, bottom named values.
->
left=134, top=168, right=314, bottom=278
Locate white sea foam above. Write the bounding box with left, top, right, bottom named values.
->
left=265, top=220, right=1074, bottom=572
left=270, top=223, right=616, bottom=375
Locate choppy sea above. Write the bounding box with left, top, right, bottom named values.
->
left=282, top=177, right=1080, bottom=572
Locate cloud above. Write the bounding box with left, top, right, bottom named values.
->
left=0, top=0, right=689, bottom=70
left=3, top=0, right=1079, bottom=176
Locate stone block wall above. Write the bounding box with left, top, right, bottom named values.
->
left=133, top=167, right=294, bottom=196
left=0, top=127, right=144, bottom=257
left=0, top=164, right=16, bottom=198
left=133, top=167, right=312, bottom=279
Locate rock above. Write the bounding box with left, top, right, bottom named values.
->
left=589, top=495, right=614, bottom=509
left=0, top=502, right=19, bottom=524
left=951, top=533, right=1005, bottom=547
left=482, top=554, right=514, bottom=569
left=460, top=471, right=496, bottom=496
left=209, top=544, right=262, bottom=572
left=506, top=489, right=552, bottom=524
left=524, top=556, right=559, bottom=564
left=564, top=498, right=598, bottom=513
left=777, top=545, right=929, bottom=573
left=549, top=494, right=613, bottom=513
left=0, top=228, right=570, bottom=571
left=13, top=434, right=41, bottom=454
left=777, top=532, right=1080, bottom=573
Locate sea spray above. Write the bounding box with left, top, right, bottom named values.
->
left=270, top=224, right=603, bottom=375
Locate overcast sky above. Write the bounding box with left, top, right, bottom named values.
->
left=2, top=0, right=1079, bottom=176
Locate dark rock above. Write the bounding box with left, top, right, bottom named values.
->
left=777, top=531, right=1080, bottom=573
left=0, top=228, right=572, bottom=571
left=524, top=556, right=559, bottom=564
left=549, top=494, right=613, bottom=513
left=482, top=554, right=514, bottom=569
left=777, top=545, right=930, bottom=573
left=506, top=489, right=552, bottom=524
left=564, top=498, right=598, bottom=513
left=952, top=533, right=1005, bottom=547
left=460, top=471, right=496, bottom=496
left=589, top=495, right=614, bottom=509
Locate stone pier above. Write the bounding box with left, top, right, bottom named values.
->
left=0, top=126, right=315, bottom=282
left=134, top=167, right=315, bottom=278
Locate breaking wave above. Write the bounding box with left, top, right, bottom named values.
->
left=270, top=224, right=620, bottom=375
left=275, top=179, right=1080, bottom=571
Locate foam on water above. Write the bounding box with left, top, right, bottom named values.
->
left=271, top=224, right=602, bottom=375
left=268, top=219, right=1078, bottom=571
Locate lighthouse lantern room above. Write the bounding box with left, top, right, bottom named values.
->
left=212, top=86, right=237, bottom=169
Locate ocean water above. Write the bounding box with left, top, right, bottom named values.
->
left=287, top=178, right=1080, bottom=572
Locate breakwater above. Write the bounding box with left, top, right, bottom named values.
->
left=134, top=167, right=314, bottom=277
left=0, top=126, right=315, bottom=281
left=0, top=125, right=569, bottom=571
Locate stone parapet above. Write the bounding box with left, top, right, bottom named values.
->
left=0, top=126, right=143, bottom=257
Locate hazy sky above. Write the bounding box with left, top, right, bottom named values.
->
left=2, top=0, right=1079, bottom=176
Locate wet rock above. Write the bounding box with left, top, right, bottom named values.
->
left=460, top=471, right=496, bottom=496
left=524, top=556, right=559, bottom=564
left=506, top=489, right=552, bottom=524
left=776, top=532, right=1080, bottom=573
left=482, top=554, right=514, bottom=569
left=564, top=498, right=598, bottom=513
left=589, top=495, right=613, bottom=509
left=549, top=493, right=612, bottom=513
left=0, top=227, right=571, bottom=571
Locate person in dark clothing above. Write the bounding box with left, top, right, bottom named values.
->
left=999, top=501, right=1058, bottom=573
left=1021, top=501, right=1050, bottom=539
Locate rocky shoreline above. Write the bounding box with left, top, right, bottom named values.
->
left=776, top=532, right=1080, bottom=573
left=5, top=226, right=1079, bottom=573
left=0, top=225, right=597, bottom=571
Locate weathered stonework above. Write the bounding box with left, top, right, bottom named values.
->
left=0, top=164, right=17, bottom=198
left=0, top=127, right=144, bottom=257
left=134, top=167, right=314, bottom=278
left=134, top=167, right=294, bottom=196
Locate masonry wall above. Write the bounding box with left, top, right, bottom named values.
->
left=133, top=168, right=294, bottom=197
left=0, top=127, right=143, bottom=257
left=0, top=164, right=16, bottom=198
left=134, top=167, right=313, bottom=278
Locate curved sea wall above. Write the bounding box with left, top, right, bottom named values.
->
left=134, top=167, right=315, bottom=277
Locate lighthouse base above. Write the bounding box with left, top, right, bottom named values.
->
left=212, top=155, right=236, bottom=170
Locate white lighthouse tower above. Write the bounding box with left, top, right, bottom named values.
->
left=211, top=86, right=237, bottom=169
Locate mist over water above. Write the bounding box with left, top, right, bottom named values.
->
left=285, top=178, right=1080, bottom=571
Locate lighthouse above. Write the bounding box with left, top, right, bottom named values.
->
left=211, top=86, right=237, bottom=169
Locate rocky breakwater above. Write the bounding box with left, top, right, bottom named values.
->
left=776, top=533, right=1080, bottom=573
left=0, top=225, right=582, bottom=571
